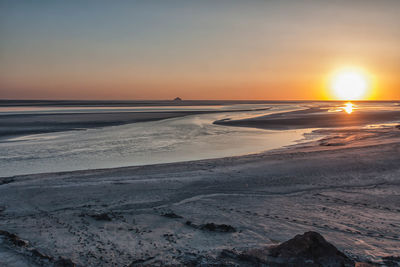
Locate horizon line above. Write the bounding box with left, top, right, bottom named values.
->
left=0, top=98, right=399, bottom=103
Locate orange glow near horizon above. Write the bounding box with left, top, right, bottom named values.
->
left=1, top=2, right=400, bottom=101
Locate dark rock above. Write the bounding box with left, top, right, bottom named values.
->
left=268, top=231, right=354, bottom=266
left=0, top=230, right=76, bottom=266
left=31, top=248, right=52, bottom=260
left=0, top=230, right=29, bottom=247
left=0, top=177, right=14, bottom=185
left=173, top=97, right=182, bottom=101
left=13, top=238, right=28, bottom=247
left=320, top=141, right=346, bottom=146
left=90, top=213, right=112, bottom=221
left=219, top=232, right=354, bottom=266
left=185, top=221, right=236, bottom=233
left=382, top=256, right=400, bottom=267
left=54, top=257, right=76, bottom=267
left=200, top=223, right=236, bottom=233
left=161, top=212, right=183, bottom=219
left=396, top=125, right=400, bottom=130
left=129, top=256, right=155, bottom=266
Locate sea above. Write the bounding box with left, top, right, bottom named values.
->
left=0, top=101, right=398, bottom=177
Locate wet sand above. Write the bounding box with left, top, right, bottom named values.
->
left=0, top=107, right=270, bottom=140
left=0, top=112, right=196, bottom=139
left=0, top=125, right=399, bottom=266
left=214, top=107, right=400, bottom=130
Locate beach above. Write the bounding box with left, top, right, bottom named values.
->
left=1, top=121, right=399, bottom=266
left=2, top=1, right=400, bottom=265
left=214, top=105, right=400, bottom=130
left=0, top=102, right=272, bottom=140
left=0, top=102, right=309, bottom=177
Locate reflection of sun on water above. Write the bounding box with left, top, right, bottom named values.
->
left=343, top=102, right=354, bottom=114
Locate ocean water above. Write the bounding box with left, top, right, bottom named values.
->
left=1, top=101, right=398, bottom=177
left=0, top=103, right=315, bottom=177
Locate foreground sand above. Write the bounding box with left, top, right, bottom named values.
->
left=0, top=126, right=400, bottom=266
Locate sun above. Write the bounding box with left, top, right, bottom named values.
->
left=330, top=68, right=370, bottom=100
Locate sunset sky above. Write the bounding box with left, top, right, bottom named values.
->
left=1, top=0, right=399, bottom=100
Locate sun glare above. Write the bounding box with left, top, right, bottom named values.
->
left=343, top=102, right=354, bottom=114
left=331, top=68, right=370, bottom=100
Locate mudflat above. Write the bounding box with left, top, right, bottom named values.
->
left=0, top=125, right=399, bottom=266
left=215, top=106, right=400, bottom=129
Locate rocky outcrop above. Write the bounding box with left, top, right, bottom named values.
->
left=161, top=212, right=183, bottom=219
left=0, top=230, right=29, bottom=247
left=89, top=212, right=112, bottom=221
left=185, top=221, right=237, bottom=233
left=0, top=230, right=76, bottom=267
left=218, top=231, right=354, bottom=267
left=54, top=257, right=76, bottom=267
left=267, top=231, right=354, bottom=266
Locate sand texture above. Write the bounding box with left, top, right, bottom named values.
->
left=0, top=126, right=399, bottom=266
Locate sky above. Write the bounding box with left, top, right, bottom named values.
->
left=0, top=0, right=399, bottom=100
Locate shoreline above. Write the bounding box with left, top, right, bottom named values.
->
left=214, top=107, right=400, bottom=130
left=0, top=107, right=271, bottom=140
left=1, top=99, right=398, bottom=107
left=1, top=124, right=400, bottom=181
left=1, top=126, right=399, bottom=265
